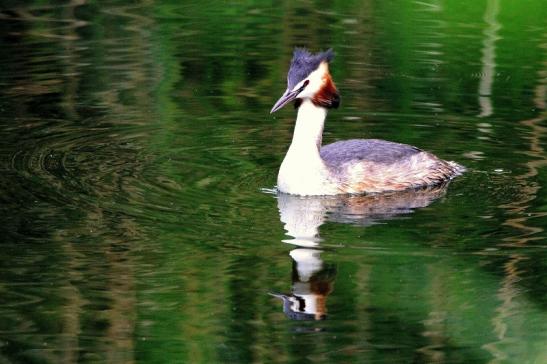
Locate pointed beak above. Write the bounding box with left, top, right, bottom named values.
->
left=270, top=89, right=299, bottom=113
left=268, top=292, right=286, bottom=300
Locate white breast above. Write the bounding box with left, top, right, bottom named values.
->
left=277, top=153, right=337, bottom=195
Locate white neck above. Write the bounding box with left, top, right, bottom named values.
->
left=278, top=100, right=335, bottom=195
left=290, top=99, right=327, bottom=149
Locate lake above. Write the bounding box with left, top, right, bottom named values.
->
left=0, top=1, right=546, bottom=363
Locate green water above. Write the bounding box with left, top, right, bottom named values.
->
left=1, top=1, right=546, bottom=363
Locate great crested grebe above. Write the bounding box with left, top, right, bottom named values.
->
left=271, top=48, right=464, bottom=196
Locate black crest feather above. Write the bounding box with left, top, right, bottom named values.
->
left=287, top=48, right=334, bottom=90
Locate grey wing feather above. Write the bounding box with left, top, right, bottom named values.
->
left=320, top=139, right=422, bottom=168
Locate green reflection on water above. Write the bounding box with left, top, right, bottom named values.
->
left=0, top=0, right=546, bottom=363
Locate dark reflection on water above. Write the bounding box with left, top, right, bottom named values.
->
left=1, top=0, right=546, bottom=363
left=271, top=186, right=448, bottom=323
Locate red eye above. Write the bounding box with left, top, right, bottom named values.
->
left=303, top=80, right=309, bottom=87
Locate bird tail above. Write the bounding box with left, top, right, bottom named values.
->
left=447, top=161, right=466, bottom=177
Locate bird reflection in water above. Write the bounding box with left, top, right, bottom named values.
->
left=269, top=248, right=335, bottom=321
left=270, top=184, right=450, bottom=321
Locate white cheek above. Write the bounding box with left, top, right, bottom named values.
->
left=293, top=66, right=326, bottom=99
left=298, top=87, right=315, bottom=98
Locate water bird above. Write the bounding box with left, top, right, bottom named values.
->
left=271, top=48, right=464, bottom=196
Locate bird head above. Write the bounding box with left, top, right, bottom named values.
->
left=271, top=48, right=340, bottom=113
